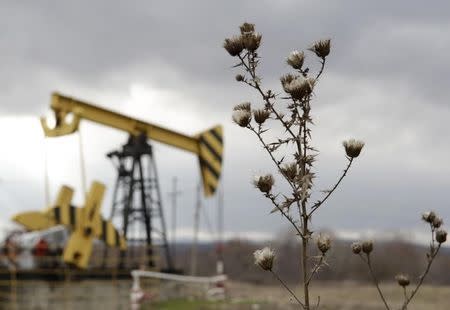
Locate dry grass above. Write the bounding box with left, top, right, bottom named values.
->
left=227, top=281, right=450, bottom=309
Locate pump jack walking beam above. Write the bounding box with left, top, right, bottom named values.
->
left=41, top=92, right=224, bottom=197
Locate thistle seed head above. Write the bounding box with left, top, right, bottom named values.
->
left=433, top=217, right=444, bottom=229
left=309, top=39, right=331, bottom=58
left=362, top=240, right=373, bottom=254
left=253, top=109, right=271, bottom=125
left=233, top=102, right=252, bottom=112
left=317, top=234, right=331, bottom=254
left=232, top=109, right=252, bottom=127
left=286, top=50, right=305, bottom=70
left=280, top=162, right=298, bottom=182
left=223, top=36, right=244, bottom=56
left=436, top=229, right=447, bottom=244
left=395, top=274, right=410, bottom=287
left=253, top=247, right=275, bottom=271
left=342, top=139, right=365, bottom=158
left=351, top=242, right=362, bottom=254
left=240, top=22, right=255, bottom=34
left=422, top=211, right=437, bottom=224
left=253, top=174, right=274, bottom=193
left=280, top=74, right=296, bottom=93
left=284, top=76, right=315, bottom=100
left=242, top=32, right=262, bottom=52
left=235, top=74, right=245, bottom=82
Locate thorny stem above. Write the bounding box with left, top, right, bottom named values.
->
left=265, top=193, right=303, bottom=238
left=302, top=219, right=310, bottom=309
left=359, top=254, right=391, bottom=310
left=300, top=104, right=311, bottom=309
left=249, top=116, right=310, bottom=310
left=270, top=270, right=305, bottom=309
left=249, top=126, right=303, bottom=237
left=295, top=103, right=306, bottom=222
left=309, top=157, right=353, bottom=217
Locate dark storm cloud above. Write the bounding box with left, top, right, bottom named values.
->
left=1, top=0, right=450, bottom=115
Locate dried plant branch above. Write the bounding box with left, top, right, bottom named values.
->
left=249, top=126, right=297, bottom=191
left=309, top=157, right=353, bottom=217
left=402, top=287, right=408, bottom=308
left=315, top=58, right=326, bottom=81
left=306, top=255, right=325, bottom=286
left=265, top=192, right=303, bottom=238
left=400, top=224, right=443, bottom=310
left=352, top=215, right=447, bottom=310
left=314, top=296, right=321, bottom=310
left=359, top=253, right=391, bottom=310
left=271, top=270, right=306, bottom=308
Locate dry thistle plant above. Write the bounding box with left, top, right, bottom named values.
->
left=351, top=211, right=447, bottom=310
left=224, top=22, right=361, bottom=309
left=224, top=23, right=447, bottom=310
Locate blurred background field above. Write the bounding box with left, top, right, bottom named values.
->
left=1, top=237, right=450, bottom=309
left=3, top=280, right=449, bottom=309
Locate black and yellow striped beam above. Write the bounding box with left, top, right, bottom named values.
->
left=52, top=205, right=81, bottom=229
left=99, top=218, right=127, bottom=250
left=197, top=125, right=223, bottom=197
left=12, top=183, right=127, bottom=255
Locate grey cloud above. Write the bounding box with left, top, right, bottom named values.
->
left=1, top=1, right=450, bottom=239
left=2, top=1, right=450, bottom=115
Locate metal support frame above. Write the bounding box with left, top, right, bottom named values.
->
left=108, top=134, right=173, bottom=270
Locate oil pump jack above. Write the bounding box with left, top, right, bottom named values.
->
left=38, top=92, right=224, bottom=270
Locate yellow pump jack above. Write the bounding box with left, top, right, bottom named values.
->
left=12, top=92, right=224, bottom=270
left=13, top=181, right=126, bottom=269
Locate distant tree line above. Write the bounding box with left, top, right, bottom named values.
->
left=171, top=235, right=450, bottom=285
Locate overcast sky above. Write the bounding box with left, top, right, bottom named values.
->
left=1, top=1, right=450, bottom=245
